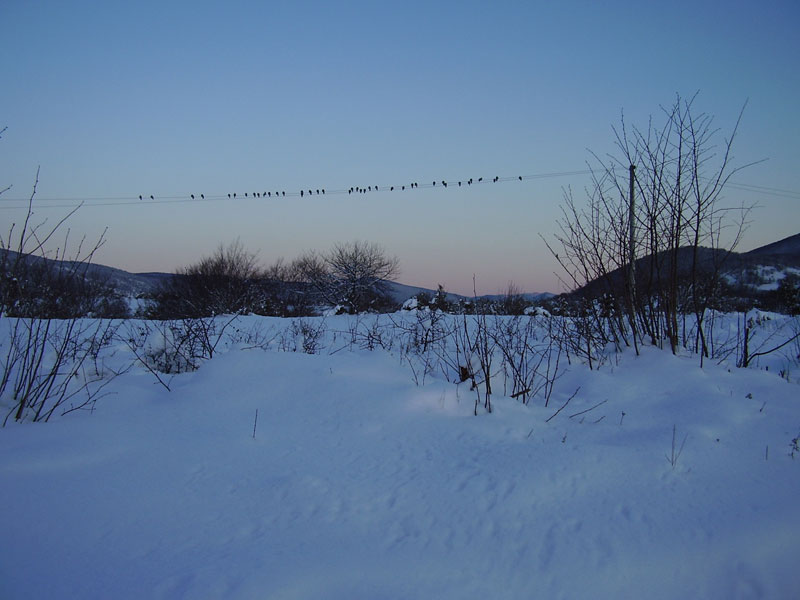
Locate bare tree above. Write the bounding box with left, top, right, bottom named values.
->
left=297, top=241, right=400, bottom=314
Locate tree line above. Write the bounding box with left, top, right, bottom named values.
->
left=147, top=239, right=401, bottom=318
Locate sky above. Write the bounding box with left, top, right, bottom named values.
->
left=1, top=0, right=799, bottom=295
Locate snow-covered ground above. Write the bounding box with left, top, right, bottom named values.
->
left=1, top=312, right=799, bottom=599
left=723, top=264, right=800, bottom=292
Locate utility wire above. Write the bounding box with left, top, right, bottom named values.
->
left=725, top=182, right=800, bottom=199
left=1, top=169, right=797, bottom=210
left=0, top=169, right=593, bottom=210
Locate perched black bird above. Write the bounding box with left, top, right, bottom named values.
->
left=228, top=193, right=231, bottom=198
left=201, top=194, right=204, bottom=199
left=322, top=189, right=325, bottom=194
left=150, top=195, right=154, bottom=200
left=245, top=193, right=248, bottom=197
left=139, top=195, right=142, bottom=200
left=282, top=191, right=285, bottom=196
left=432, top=181, right=436, bottom=186
left=442, top=181, right=447, bottom=187
left=191, top=194, right=195, bottom=199
left=478, top=177, right=483, bottom=182
left=458, top=182, right=461, bottom=186
left=518, top=176, right=522, bottom=181
left=301, top=190, right=304, bottom=197
left=233, top=193, right=237, bottom=198
left=493, top=176, right=499, bottom=182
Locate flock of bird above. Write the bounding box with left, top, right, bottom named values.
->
left=137, top=174, right=529, bottom=203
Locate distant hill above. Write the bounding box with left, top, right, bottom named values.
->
left=0, top=249, right=169, bottom=297
left=744, top=232, right=800, bottom=260
left=563, top=232, right=800, bottom=310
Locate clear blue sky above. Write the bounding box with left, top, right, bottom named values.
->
left=2, top=0, right=798, bottom=295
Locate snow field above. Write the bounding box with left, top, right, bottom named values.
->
left=1, top=313, right=799, bottom=599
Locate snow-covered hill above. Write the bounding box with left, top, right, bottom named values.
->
left=568, top=233, right=800, bottom=307
left=0, top=249, right=171, bottom=297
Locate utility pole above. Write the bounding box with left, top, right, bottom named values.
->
left=628, top=164, right=639, bottom=355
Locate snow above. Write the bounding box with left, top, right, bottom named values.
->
left=1, top=313, right=799, bottom=599
left=723, top=265, right=800, bottom=292
left=402, top=296, right=419, bottom=310
left=524, top=305, right=551, bottom=317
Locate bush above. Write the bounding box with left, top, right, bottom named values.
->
left=148, top=240, right=262, bottom=318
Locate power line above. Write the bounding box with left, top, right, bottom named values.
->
left=0, top=170, right=592, bottom=210
left=725, top=182, right=800, bottom=199
left=1, top=168, right=797, bottom=210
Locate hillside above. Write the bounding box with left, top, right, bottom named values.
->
left=745, top=232, right=800, bottom=259
left=565, top=233, right=800, bottom=309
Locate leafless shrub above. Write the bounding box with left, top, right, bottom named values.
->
left=332, top=315, right=392, bottom=352
left=120, top=315, right=240, bottom=390
left=149, top=240, right=262, bottom=318
left=0, top=163, right=120, bottom=423
left=545, top=94, right=754, bottom=363
left=1, top=317, right=120, bottom=424
left=736, top=311, right=800, bottom=369
left=276, top=318, right=328, bottom=354
left=491, top=315, right=564, bottom=406
left=225, top=321, right=280, bottom=351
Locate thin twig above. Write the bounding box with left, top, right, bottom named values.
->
left=568, top=398, right=608, bottom=419
left=546, top=386, right=580, bottom=423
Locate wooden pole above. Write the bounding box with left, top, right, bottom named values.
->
left=628, top=164, right=639, bottom=354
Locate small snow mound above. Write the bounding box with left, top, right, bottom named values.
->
left=525, top=306, right=551, bottom=317
left=402, top=297, right=419, bottom=310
